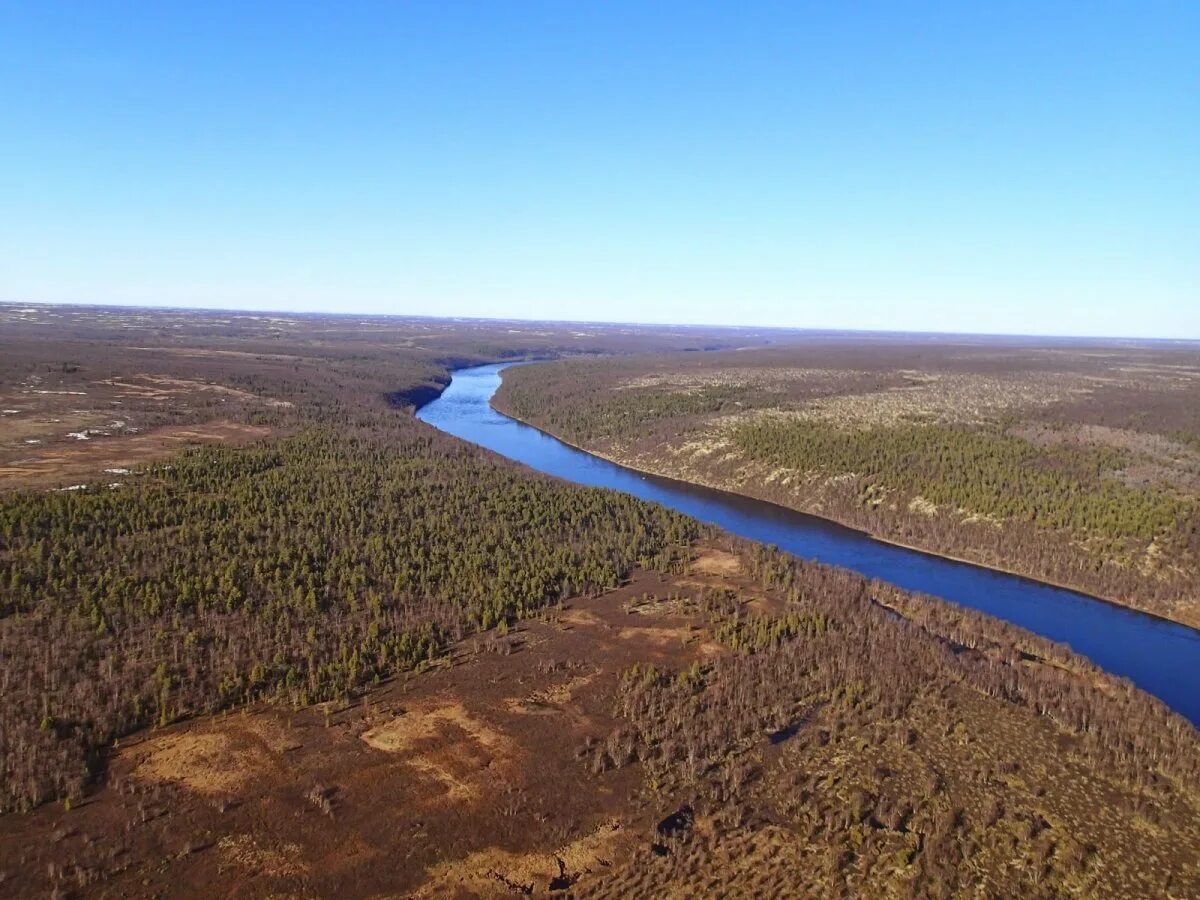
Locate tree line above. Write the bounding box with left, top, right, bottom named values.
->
left=733, top=419, right=1197, bottom=545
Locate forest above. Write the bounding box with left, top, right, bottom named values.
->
left=0, top=431, right=695, bottom=811
left=732, top=419, right=1196, bottom=543
left=1, top=307, right=1197, bottom=897
left=1, top=307, right=747, bottom=813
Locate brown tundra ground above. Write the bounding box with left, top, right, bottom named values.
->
left=4, top=545, right=1199, bottom=898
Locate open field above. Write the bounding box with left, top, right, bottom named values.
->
left=496, top=341, right=1200, bottom=627
left=0, top=304, right=788, bottom=493
left=1, top=306, right=1197, bottom=897
left=0, top=360, right=288, bottom=493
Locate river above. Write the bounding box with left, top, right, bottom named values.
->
left=417, top=362, right=1200, bottom=725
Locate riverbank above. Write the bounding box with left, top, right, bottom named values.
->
left=421, top=362, right=1200, bottom=726
left=491, top=387, right=1198, bottom=633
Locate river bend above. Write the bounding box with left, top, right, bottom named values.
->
left=418, top=363, right=1200, bottom=725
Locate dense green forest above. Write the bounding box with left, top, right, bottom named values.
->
left=0, top=426, right=694, bottom=811
left=733, top=419, right=1198, bottom=544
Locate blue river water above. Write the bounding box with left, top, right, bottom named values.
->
left=418, top=363, right=1200, bottom=725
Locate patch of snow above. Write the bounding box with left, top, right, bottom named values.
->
left=66, top=427, right=113, bottom=440
left=57, top=484, right=88, bottom=491
left=24, top=438, right=42, bottom=444
left=103, top=468, right=132, bottom=475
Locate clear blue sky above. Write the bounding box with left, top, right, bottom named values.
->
left=1, top=2, right=1196, bottom=338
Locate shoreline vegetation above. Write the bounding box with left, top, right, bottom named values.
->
left=489, top=387, right=1196, bottom=634
left=494, top=349, right=1200, bottom=630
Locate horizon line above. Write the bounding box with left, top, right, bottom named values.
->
left=3, top=298, right=1198, bottom=346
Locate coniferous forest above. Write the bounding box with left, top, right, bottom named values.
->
left=0, top=308, right=723, bottom=813
left=0, top=431, right=696, bottom=811
left=0, top=307, right=1197, bottom=897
